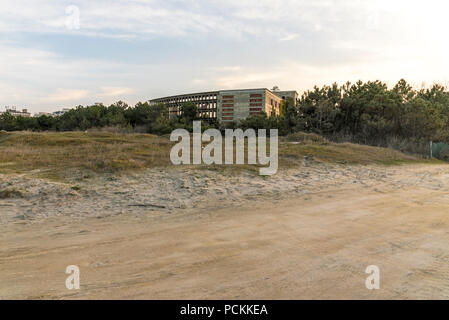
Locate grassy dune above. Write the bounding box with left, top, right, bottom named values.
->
left=0, top=131, right=437, bottom=180
left=0, top=131, right=172, bottom=179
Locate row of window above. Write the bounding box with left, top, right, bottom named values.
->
left=222, top=96, right=235, bottom=122
left=162, top=95, right=218, bottom=104
left=220, top=93, right=264, bottom=121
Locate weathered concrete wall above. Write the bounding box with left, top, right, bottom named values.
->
left=218, top=89, right=267, bottom=124
left=274, top=90, right=299, bottom=105
left=264, top=90, right=283, bottom=117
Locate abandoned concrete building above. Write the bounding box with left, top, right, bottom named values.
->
left=149, top=88, right=298, bottom=124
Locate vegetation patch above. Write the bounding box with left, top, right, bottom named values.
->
left=0, top=188, right=23, bottom=199
left=0, top=131, right=440, bottom=182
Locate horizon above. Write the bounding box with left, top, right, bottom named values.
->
left=2, top=0, right=449, bottom=113
left=2, top=79, right=446, bottom=115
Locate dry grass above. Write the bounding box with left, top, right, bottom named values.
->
left=0, top=131, right=172, bottom=180
left=0, top=131, right=439, bottom=181
left=279, top=131, right=435, bottom=166
left=280, top=142, right=419, bottom=166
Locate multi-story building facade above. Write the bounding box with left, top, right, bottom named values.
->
left=150, top=91, right=219, bottom=122
left=149, top=88, right=297, bottom=124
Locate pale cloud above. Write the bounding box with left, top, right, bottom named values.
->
left=42, top=87, right=135, bottom=105
left=45, top=89, right=89, bottom=102
left=215, top=71, right=283, bottom=89
left=279, top=34, right=299, bottom=42
left=192, top=79, right=209, bottom=86
left=2, top=0, right=448, bottom=47
left=0, top=41, right=156, bottom=111
left=100, top=87, right=135, bottom=97
left=0, top=0, right=400, bottom=39
left=2, top=0, right=449, bottom=43
left=209, top=66, right=242, bottom=72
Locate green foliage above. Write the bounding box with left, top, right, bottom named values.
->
left=180, top=102, right=198, bottom=123
left=230, top=79, right=449, bottom=155
left=0, top=101, right=180, bottom=134
left=0, top=100, right=222, bottom=135
left=235, top=98, right=299, bottom=135
left=239, top=112, right=277, bottom=131
left=291, top=79, right=449, bottom=155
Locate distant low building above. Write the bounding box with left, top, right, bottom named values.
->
left=0, top=107, right=31, bottom=118
left=52, top=108, right=72, bottom=116
left=34, top=112, right=53, bottom=117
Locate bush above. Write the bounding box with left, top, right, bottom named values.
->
left=439, top=148, right=449, bottom=161
left=282, top=132, right=329, bottom=144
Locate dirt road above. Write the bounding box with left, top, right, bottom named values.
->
left=2, top=164, right=449, bottom=299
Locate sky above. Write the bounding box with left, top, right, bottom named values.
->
left=1, top=0, right=449, bottom=113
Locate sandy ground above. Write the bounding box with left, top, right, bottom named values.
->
left=1, top=163, right=449, bottom=299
